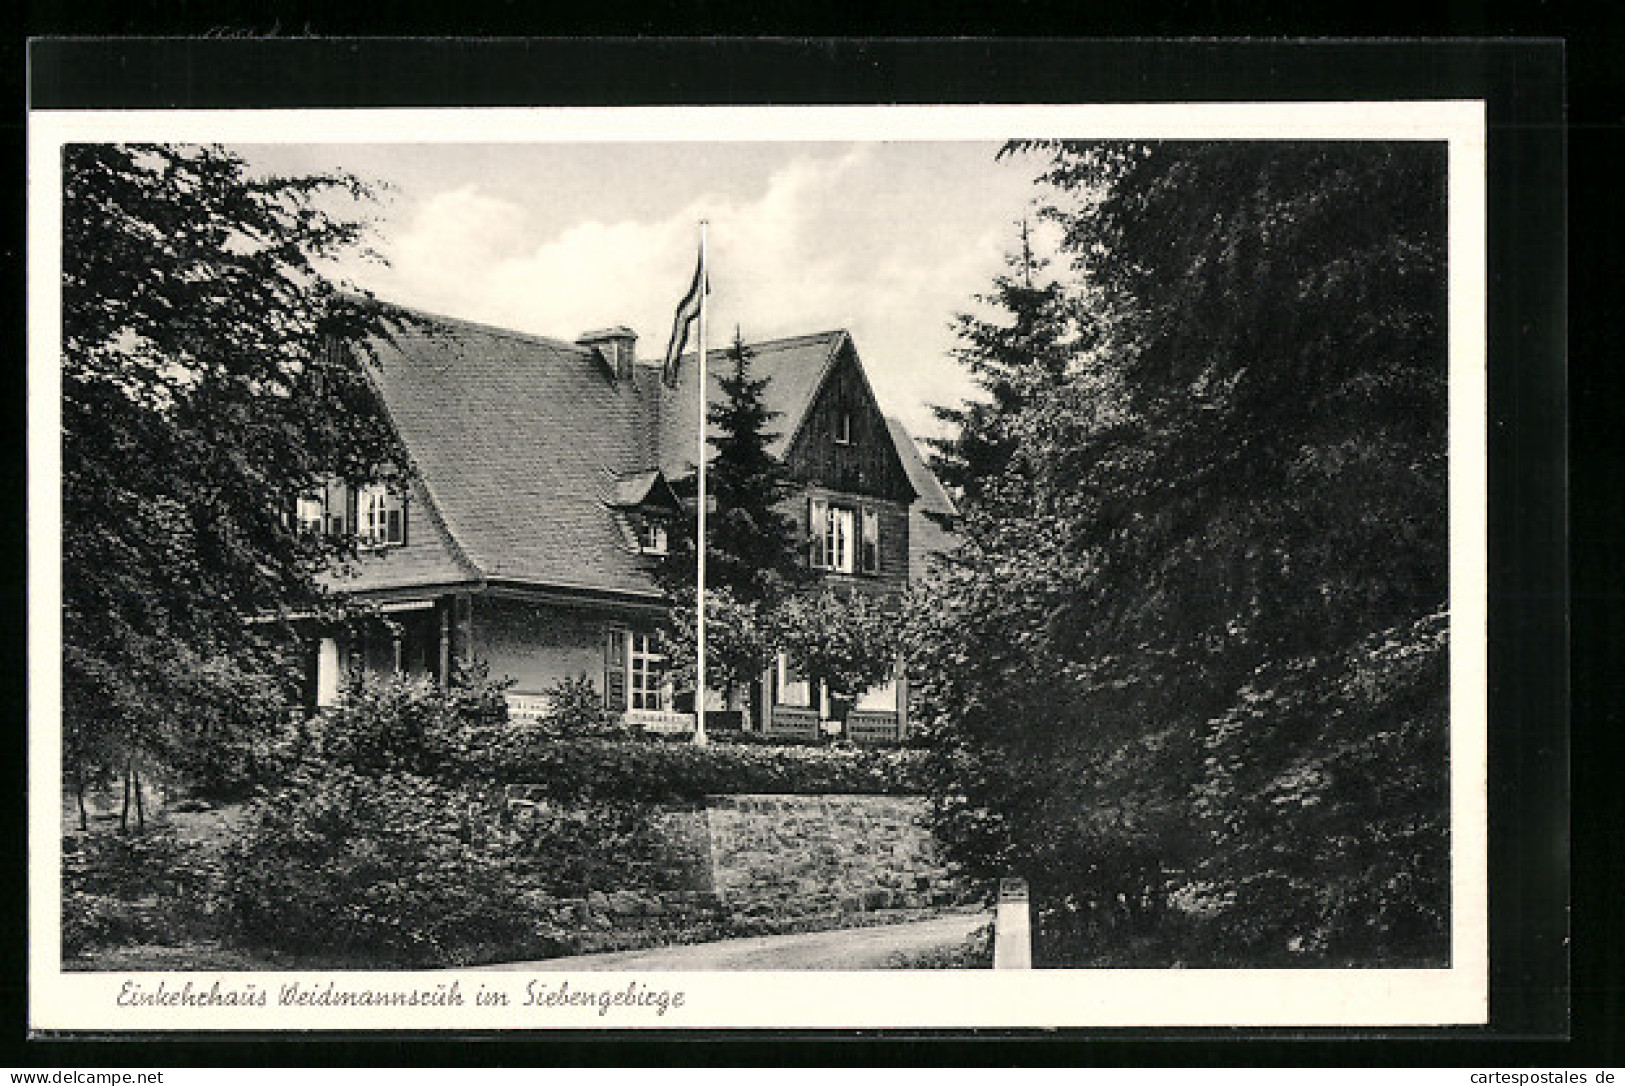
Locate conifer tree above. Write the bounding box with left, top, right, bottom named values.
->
left=929, top=219, right=1084, bottom=515
left=705, top=328, right=804, bottom=604
left=912, top=142, right=1450, bottom=966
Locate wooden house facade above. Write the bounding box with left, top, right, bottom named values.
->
left=309, top=305, right=956, bottom=741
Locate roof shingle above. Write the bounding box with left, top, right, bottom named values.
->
left=339, top=307, right=949, bottom=600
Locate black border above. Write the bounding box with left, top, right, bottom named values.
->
left=14, top=37, right=1578, bottom=1066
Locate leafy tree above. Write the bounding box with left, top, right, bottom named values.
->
left=913, top=141, right=1449, bottom=965
left=774, top=589, right=901, bottom=730
left=657, top=586, right=776, bottom=713
left=61, top=143, right=408, bottom=821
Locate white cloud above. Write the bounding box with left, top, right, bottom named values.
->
left=348, top=143, right=1046, bottom=440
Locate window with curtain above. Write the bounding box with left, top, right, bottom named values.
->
left=809, top=496, right=878, bottom=575
left=357, top=483, right=407, bottom=546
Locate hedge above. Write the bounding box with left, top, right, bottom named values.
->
left=482, top=735, right=928, bottom=801
left=299, top=672, right=930, bottom=799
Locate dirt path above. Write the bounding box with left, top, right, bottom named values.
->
left=478, top=912, right=991, bottom=971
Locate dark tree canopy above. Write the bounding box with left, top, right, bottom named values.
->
left=61, top=143, right=408, bottom=808
left=910, top=140, right=1450, bottom=966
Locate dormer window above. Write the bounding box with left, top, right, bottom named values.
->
left=636, top=516, right=669, bottom=556
left=610, top=469, right=682, bottom=556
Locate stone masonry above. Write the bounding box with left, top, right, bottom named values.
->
left=703, top=794, right=967, bottom=922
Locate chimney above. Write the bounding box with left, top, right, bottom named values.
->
left=578, top=326, right=638, bottom=383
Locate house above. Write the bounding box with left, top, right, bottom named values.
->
left=302, top=304, right=956, bottom=741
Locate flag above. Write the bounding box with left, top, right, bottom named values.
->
left=662, top=252, right=708, bottom=387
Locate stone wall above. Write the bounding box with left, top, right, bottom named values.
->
left=500, top=789, right=972, bottom=951
left=704, top=794, right=968, bottom=925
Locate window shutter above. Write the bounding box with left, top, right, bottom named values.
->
left=861, top=506, right=879, bottom=574
left=808, top=497, right=828, bottom=568
left=400, top=498, right=409, bottom=546
left=344, top=485, right=358, bottom=539
left=604, top=628, right=628, bottom=712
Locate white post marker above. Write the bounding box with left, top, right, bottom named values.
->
left=993, top=876, right=1031, bottom=969
left=693, top=219, right=709, bottom=747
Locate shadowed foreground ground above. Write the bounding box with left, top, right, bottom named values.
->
left=476, top=911, right=991, bottom=971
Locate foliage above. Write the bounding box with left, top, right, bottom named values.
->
left=659, top=329, right=806, bottom=716
left=914, top=141, right=1450, bottom=965
left=61, top=827, right=217, bottom=957
left=658, top=586, right=776, bottom=704
left=62, top=142, right=409, bottom=802
left=930, top=221, right=1089, bottom=512
left=154, top=653, right=300, bottom=800
left=506, top=799, right=693, bottom=895
left=774, top=589, right=902, bottom=720
left=486, top=735, right=928, bottom=801
left=300, top=669, right=494, bottom=777
left=533, top=672, right=637, bottom=739
left=1187, top=612, right=1450, bottom=965
left=221, top=766, right=539, bottom=967
left=887, top=922, right=994, bottom=969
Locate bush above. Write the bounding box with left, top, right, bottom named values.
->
left=1185, top=613, right=1450, bottom=966
left=888, top=922, right=993, bottom=969
left=61, top=828, right=217, bottom=957
left=162, top=663, right=297, bottom=800
left=301, top=667, right=516, bottom=778
left=221, top=766, right=543, bottom=967
left=529, top=673, right=643, bottom=741
left=506, top=798, right=693, bottom=895
left=487, top=736, right=928, bottom=801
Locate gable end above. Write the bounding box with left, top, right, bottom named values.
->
left=785, top=338, right=916, bottom=503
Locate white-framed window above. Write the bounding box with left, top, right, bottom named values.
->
left=635, top=517, right=669, bottom=555
left=629, top=631, right=666, bottom=712
left=295, top=492, right=326, bottom=536
left=357, top=483, right=407, bottom=547
left=826, top=504, right=854, bottom=573
left=811, top=496, right=879, bottom=575
left=834, top=409, right=854, bottom=445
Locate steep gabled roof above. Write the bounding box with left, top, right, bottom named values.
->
left=348, top=306, right=668, bottom=599
left=655, top=330, right=848, bottom=478
left=337, top=309, right=958, bottom=601
left=884, top=416, right=957, bottom=519
left=884, top=415, right=961, bottom=578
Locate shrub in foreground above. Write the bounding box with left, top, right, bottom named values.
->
left=61, top=827, right=217, bottom=957
left=221, top=766, right=540, bottom=967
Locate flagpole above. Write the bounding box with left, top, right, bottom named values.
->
left=693, top=220, right=709, bottom=747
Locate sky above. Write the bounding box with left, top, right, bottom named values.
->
left=240, top=141, right=1064, bottom=441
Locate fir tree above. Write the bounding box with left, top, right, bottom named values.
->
left=929, top=218, right=1084, bottom=515
left=911, top=142, right=1450, bottom=966
left=705, top=328, right=804, bottom=604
